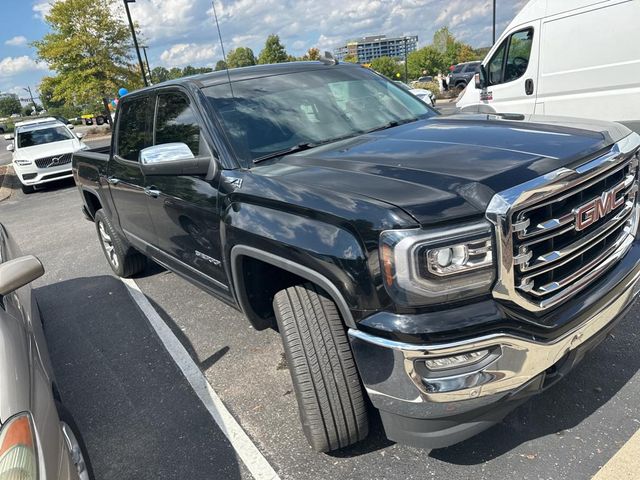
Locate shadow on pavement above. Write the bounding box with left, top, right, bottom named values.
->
left=35, top=275, right=242, bottom=480
left=430, top=308, right=640, bottom=464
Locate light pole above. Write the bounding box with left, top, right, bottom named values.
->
left=123, top=0, right=148, bottom=87
left=403, top=37, right=409, bottom=83
left=140, top=45, right=152, bottom=82
left=493, top=0, right=497, bottom=45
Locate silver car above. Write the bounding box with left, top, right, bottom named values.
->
left=0, top=223, right=90, bottom=479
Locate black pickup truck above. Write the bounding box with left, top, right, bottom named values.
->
left=73, top=61, right=640, bottom=452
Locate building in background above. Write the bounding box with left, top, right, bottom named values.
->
left=334, top=35, right=418, bottom=63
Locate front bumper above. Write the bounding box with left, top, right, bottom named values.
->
left=13, top=162, right=73, bottom=187
left=349, top=253, right=640, bottom=449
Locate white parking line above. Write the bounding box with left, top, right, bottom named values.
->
left=121, top=278, right=281, bottom=480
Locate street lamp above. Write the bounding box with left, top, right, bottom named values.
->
left=493, top=0, right=497, bottom=45
left=140, top=45, right=152, bottom=82
left=123, top=0, right=148, bottom=87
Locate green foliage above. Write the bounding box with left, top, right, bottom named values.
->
left=303, top=48, right=320, bottom=61
left=22, top=103, right=41, bottom=117
left=407, top=46, right=446, bottom=78
left=214, top=60, right=228, bottom=71
left=33, top=0, right=143, bottom=107
left=0, top=94, right=22, bottom=116
left=431, top=26, right=482, bottom=70
left=370, top=56, right=401, bottom=79
left=258, top=34, right=289, bottom=64
left=226, top=47, right=257, bottom=68
left=182, top=65, right=213, bottom=77
left=343, top=54, right=358, bottom=63
left=151, top=66, right=170, bottom=83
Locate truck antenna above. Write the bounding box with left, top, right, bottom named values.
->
left=211, top=0, right=234, bottom=97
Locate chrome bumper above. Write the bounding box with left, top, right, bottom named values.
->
left=349, top=257, right=640, bottom=419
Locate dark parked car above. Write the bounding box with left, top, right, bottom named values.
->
left=450, top=61, right=481, bottom=90
left=0, top=223, right=91, bottom=479
left=73, top=61, right=640, bottom=453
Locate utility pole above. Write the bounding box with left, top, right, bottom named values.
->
left=403, top=37, right=409, bottom=83
left=493, top=0, right=497, bottom=45
left=140, top=45, right=152, bottom=82
left=123, top=0, right=148, bottom=87
left=23, top=86, right=37, bottom=113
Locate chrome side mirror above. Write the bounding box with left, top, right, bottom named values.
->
left=139, top=143, right=210, bottom=176
left=0, top=255, right=44, bottom=295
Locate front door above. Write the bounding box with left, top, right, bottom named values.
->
left=482, top=24, right=539, bottom=115
left=108, top=94, right=156, bottom=251
left=143, top=89, right=228, bottom=295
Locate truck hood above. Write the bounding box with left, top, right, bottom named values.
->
left=256, top=114, right=632, bottom=225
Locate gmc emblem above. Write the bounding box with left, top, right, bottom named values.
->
left=574, top=181, right=626, bottom=231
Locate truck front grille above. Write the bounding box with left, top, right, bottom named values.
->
left=488, top=134, right=640, bottom=312
left=34, top=153, right=72, bottom=169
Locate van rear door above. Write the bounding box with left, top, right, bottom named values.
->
left=482, top=24, right=540, bottom=115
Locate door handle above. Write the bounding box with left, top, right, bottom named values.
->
left=107, top=177, right=120, bottom=185
left=525, top=78, right=534, bottom=96
left=144, top=187, right=161, bottom=198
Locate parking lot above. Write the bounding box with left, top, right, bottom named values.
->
left=0, top=138, right=638, bottom=479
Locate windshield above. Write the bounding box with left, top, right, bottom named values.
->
left=17, top=125, right=73, bottom=148
left=203, top=66, right=436, bottom=163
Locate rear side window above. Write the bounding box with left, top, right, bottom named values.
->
left=154, top=92, right=204, bottom=156
left=117, top=96, right=151, bottom=161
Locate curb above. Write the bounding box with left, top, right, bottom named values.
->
left=0, top=165, right=16, bottom=202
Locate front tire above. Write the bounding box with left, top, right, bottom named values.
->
left=94, top=209, right=145, bottom=277
left=273, top=283, right=369, bottom=452
left=21, top=184, right=35, bottom=194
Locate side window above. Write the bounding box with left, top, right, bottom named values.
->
left=488, top=28, right=534, bottom=86
left=155, top=92, right=203, bottom=156
left=488, top=41, right=507, bottom=85
left=452, top=64, right=464, bottom=74
left=504, top=29, right=533, bottom=83
left=117, top=96, right=151, bottom=161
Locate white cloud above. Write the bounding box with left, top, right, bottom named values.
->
left=0, top=56, right=48, bottom=77
left=5, top=36, right=28, bottom=47
left=159, top=43, right=218, bottom=67
left=33, top=0, right=57, bottom=19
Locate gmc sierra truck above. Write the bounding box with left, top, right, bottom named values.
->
left=72, top=61, right=640, bottom=452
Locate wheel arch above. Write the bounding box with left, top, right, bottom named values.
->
left=230, top=245, right=356, bottom=330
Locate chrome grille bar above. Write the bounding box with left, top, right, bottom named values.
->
left=486, top=132, right=640, bottom=312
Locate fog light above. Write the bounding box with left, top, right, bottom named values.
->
left=424, top=349, right=490, bottom=371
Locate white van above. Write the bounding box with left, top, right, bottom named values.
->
left=456, top=0, right=640, bottom=132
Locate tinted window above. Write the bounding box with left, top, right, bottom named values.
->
left=452, top=64, right=464, bottom=73
left=154, top=93, right=203, bottom=156
left=17, top=126, right=73, bottom=148
left=504, top=29, right=533, bottom=82
left=464, top=63, right=480, bottom=73
left=117, top=96, right=151, bottom=161
left=204, top=67, right=434, bottom=163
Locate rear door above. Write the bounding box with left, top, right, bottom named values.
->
left=482, top=24, right=539, bottom=114
left=143, top=89, right=229, bottom=295
left=108, top=94, right=157, bottom=251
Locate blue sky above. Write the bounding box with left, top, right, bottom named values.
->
left=0, top=0, right=527, bottom=102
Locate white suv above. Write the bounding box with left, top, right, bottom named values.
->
left=6, top=118, right=89, bottom=194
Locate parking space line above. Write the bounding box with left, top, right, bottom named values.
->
left=121, top=278, right=281, bottom=480
left=592, top=428, right=640, bottom=480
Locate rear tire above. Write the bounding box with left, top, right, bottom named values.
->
left=94, top=209, right=146, bottom=277
left=273, top=283, right=369, bottom=452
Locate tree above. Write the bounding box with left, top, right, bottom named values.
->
left=214, top=60, right=227, bottom=71
left=168, top=67, right=183, bottom=80
left=33, top=0, right=143, bottom=108
left=370, top=56, right=401, bottom=79
left=432, top=26, right=480, bottom=68
left=0, top=94, right=22, bottom=116
left=22, top=102, right=41, bottom=117
left=303, top=47, right=320, bottom=61
left=226, top=47, right=256, bottom=68
left=343, top=54, right=358, bottom=63
left=407, top=46, right=447, bottom=78
left=258, top=34, right=288, bottom=64
left=151, top=66, right=170, bottom=83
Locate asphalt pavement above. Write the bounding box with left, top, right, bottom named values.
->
left=0, top=140, right=639, bottom=479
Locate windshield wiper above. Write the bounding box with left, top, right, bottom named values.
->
left=253, top=142, right=317, bottom=164
left=363, top=117, right=421, bottom=135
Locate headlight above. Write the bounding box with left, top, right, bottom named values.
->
left=0, top=413, right=38, bottom=479
left=14, top=159, right=32, bottom=166
left=380, top=221, right=495, bottom=306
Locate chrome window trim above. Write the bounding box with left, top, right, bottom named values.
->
left=486, top=132, right=640, bottom=312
